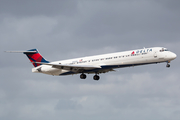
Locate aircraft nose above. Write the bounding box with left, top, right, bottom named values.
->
left=171, top=52, right=177, bottom=59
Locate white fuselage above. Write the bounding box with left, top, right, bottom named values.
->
left=32, top=47, right=177, bottom=76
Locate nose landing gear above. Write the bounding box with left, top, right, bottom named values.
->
left=166, top=63, right=170, bottom=68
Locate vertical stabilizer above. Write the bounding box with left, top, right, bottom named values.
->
left=23, top=49, right=49, bottom=67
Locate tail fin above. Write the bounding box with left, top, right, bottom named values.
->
left=23, top=49, right=49, bottom=67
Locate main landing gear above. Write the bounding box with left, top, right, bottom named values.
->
left=80, top=73, right=100, bottom=80
left=93, top=75, right=100, bottom=80
left=80, top=73, right=86, bottom=79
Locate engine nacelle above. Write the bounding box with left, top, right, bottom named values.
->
left=32, top=66, right=62, bottom=76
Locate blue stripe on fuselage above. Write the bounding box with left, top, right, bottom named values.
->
left=59, top=62, right=162, bottom=76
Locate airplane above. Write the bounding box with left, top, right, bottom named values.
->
left=6, top=47, right=176, bottom=80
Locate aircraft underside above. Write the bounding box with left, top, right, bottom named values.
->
left=60, top=61, right=171, bottom=80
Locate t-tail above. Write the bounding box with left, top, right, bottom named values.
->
left=23, top=49, right=49, bottom=67
left=6, top=49, right=49, bottom=67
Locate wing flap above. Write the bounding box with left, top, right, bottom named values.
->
left=32, top=62, right=101, bottom=71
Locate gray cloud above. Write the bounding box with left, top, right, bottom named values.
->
left=55, top=98, right=82, bottom=110
left=0, top=0, right=78, bottom=17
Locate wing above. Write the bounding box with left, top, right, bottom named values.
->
left=32, top=62, right=101, bottom=72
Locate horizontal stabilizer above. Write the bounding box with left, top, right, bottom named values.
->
left=6, top=49, right=49, bottom=67
left=5, top=51, right=37, bottom=53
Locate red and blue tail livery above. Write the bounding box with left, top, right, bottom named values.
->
left=23, top=49, right=49, bottom=67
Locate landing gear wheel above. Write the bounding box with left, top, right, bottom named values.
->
left=80, top=73, right=86, bottom=79
left=166, top=64, right=170, bottom=68
left=93, top=75, right=100, bottom=80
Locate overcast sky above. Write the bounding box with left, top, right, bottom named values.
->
left=0, top=0, right=180, bottom=120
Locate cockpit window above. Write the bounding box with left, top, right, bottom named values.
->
left=160, top=48, right=164, bottom=52
left=160, top=48, right=168, bottom=52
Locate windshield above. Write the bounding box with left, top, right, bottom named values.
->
left=160, top=48, right=168, bottom=52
